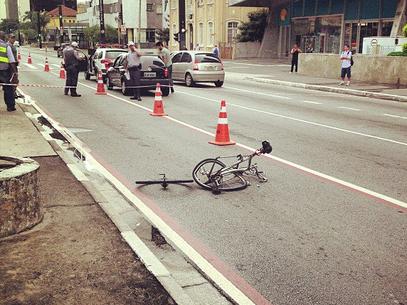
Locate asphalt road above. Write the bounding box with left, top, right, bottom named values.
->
left=15, top=48, right=407, bottom=305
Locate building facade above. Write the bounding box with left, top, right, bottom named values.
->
left=230, top=0, right=406, bottom=57
left=77, top=0, right=163, bottom=47
left=169, top=0, right=261, bottom=55
left=2, top=0, right=30, bottom=21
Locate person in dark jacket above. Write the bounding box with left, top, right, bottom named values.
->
left=290, top=44, right=302, bottom=73
left=63, top=41, right=83, bottom=97
left=0, top=31, right=18, bottom=111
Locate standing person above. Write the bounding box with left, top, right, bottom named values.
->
left=124, top=41, right=143, bottom=101
left=63, top=41, right=83, bottom=97
left=194, top=44, right=200, bottom=51
left=0, top=31, right=18, bottom=112
left=156, top=41, right=174, bottom=93
left=212, top=44, right=220, bottom=58
left=290, top=43, right=301, bottom=73
left=339, top=44, right=352, bottom=86
left=7, top=33, right=23, bottom=99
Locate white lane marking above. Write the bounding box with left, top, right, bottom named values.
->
left=62, top=79, right=407, bottom=209
left=303, top=100, right=322, bottom=105
left=223, top=85, right=292, bottom=100
left=66, top=164, right=89, bottom=181
left=176, top=90, right=407, bottom=147
left=23, top=63, right=38, bottom=69
left=52, top=64, right=61, bottom=68
left=37, top=64, right=45, bottom=68
left=338, top=106, right=361, bottom=111
left=384, top=113, right=407, bottom=120
left=224, top=62, right=290, bottom=67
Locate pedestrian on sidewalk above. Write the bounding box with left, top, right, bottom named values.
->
left=212, top=44, right=220, bottom=58
left=7, top=33, right=23, bottom=99
left=63, top=41, right=83, bottom=97
left=124, top=41, right=143, bottom=101
left=339, top=44, right=352, bottom=86
left=290, top=44, right=302, bottom=73
left=0, top=31, right=18, bottom=112
left=156, top=41, right=174, bottom=93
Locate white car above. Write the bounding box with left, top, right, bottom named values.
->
left=85, top=48, right=127, bottom=81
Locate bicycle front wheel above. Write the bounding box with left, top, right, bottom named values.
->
left=192, top=159, right=248, bottom=192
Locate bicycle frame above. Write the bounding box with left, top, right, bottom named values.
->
left=213, top=151, right=259, bottom=178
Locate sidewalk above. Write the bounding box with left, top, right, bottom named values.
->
left=0, top=103, right=174, bottom=305
left=226, top=58, right=407, bottom=102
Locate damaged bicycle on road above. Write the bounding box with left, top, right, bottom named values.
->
left=192, top=141, right=272, bottom=194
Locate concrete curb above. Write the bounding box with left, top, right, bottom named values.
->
left=247, top=77, right=407, bottom=102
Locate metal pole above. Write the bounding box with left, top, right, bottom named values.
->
left=59, top=4, right=64, bottom=44
left=37, top=11, right=42, bottom=48
left=99, top=0, right=106, bottom=44
left=138, top=0, right=142, bottom=48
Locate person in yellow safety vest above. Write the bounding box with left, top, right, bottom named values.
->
left=0, top=31, right=18, bottom=112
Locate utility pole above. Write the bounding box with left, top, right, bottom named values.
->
left=58, top=4, right=64, bottom=45
left=99, top=0, right=105, bottom=44
left=37, top=11, right=42, bottom=48
left=138, top=0, right=142, bottom=48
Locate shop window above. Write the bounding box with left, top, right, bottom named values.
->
left=361, top=0, right=379, bottom=19
left=292, top=0, right=303, bottom=17
left=304, top=0, right=316, bottom=16
left=317, top=0, right=329, bottom=15
left=330, top=0, right=344, bottom=14
left=382, top=0, right=398, bottom=18
left=147, top=3, right=153, bottom=12
left=345, top=0, right=359, bottom=20
left=171, top=0, right=176, bottom=9
left=381, top=21, right=393, bottom=36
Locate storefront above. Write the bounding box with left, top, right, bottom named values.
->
left=289, top=0, right=399, bottom=54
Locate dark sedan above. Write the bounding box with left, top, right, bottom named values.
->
left=106, top=54, right=171, bottom=96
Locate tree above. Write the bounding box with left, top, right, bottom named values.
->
left=22, top=11, right=50, bottom=36
left=84, top=25, right=118, bottom=45
left=0, top=19, right=20, bottom=33
left=236, top=9, right=268, bottom=43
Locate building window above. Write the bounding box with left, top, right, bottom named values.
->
left=199, top=22, right=204, bottom=45
left=198, top=0, right=204, bottom=6
left=208, top=21, right=214, bottom=46
left=227, top=21, right=238, bottom=43
left=147, top=3, right=153, bottom=12
left=156, top=4, right=162, bottom=14
left=171, top=0, right=176, bottom=9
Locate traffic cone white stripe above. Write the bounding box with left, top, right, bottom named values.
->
left=155, top=95, right=162, bottom=101
left=218, top=118, right=228, bottom=124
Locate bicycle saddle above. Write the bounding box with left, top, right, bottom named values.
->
left=261, top=141, right=272, bottom=154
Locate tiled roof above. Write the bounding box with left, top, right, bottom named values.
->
left=48, top=5, right=77, bottom=17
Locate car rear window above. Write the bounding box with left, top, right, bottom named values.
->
left=106, top=51, right=126, bottom=59
left=142, top=56, right=165, bottom=67
left=195, top=53, right=221, bottom=63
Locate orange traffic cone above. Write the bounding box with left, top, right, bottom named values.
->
left=150, top=83, right=167, bottom=116
left=209, top=100, right=235, bottom=146
left=27, top=52, right=32, bottom=64
left=95, top=71, right=107, bottom=95
left=17, top=50, right=21, bottom=61
left=59, top=63, right=66, bottom=79
left=44, top=58, right=50, bottom=72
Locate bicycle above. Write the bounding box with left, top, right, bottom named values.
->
left=135, top=174, right=194, bottom=189
left=192, top=141, right=272, bottom=194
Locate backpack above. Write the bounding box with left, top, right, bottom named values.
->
left=350, top=51, right=354, bottom=66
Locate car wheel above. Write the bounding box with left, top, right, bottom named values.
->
left=215, top=81, right=224, bottom=87
left=121, top=80, right=130, bottom=96
left=161, top=86, right=170, bottom=96
left=185, top=73, right=194, bottom=87
left=85, top=71, right=91, bottom=80
left=106, top=77, right=113, bottom=90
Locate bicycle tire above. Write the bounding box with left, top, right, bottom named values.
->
left=192, top=159, right=248, bottom=192
left=135, top=181, right=165, bottom=185
left=135, top=180, right=193, bottom=185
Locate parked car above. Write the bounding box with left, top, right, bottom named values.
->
left=85, top=48, right=127, bottom=82
left=56, top=43, right=70, bottom=58
left=106, top=54, right=171, bottom=96
left=171, top=51, right=224, bottom=87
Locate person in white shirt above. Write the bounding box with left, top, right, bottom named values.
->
left=339, top=44, right=352, bottom=86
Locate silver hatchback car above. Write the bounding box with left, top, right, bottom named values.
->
left=171, top=51, right=224, bottom=87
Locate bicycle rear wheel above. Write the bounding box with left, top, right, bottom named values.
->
left=192, top=159, right=248, bottom=192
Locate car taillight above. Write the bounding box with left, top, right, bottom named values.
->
left=164, top=68, right=168, bottom=78
left=193, top=62, right=199, bottom=70
left=221, top=62, right=224, bottom=70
